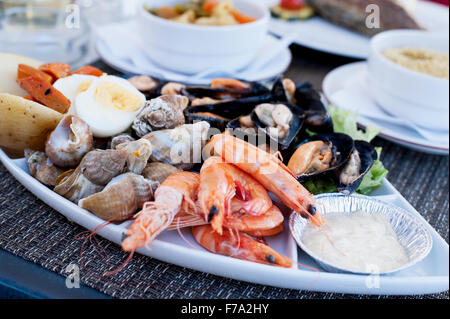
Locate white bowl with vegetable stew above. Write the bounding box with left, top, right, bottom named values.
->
left=290, top=193, right=433, bottom=275
left=138, top=0, right=270, bottom=74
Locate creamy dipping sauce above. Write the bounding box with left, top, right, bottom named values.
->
left=303, top=212, right=409, bottom=273
left=382, top=47, right=449, bottom=80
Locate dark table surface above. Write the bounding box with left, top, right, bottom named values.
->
left=0, top=45, right=448, bottom=299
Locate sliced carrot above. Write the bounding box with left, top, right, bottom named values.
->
left=203, top=0, right=219, bottom=13
left=17, top=64, right=53, bottom=83
left=17, top=76, right=71, bottom=114
left=39, top=63, right=71, bottom=81
left=72, top=65, right=104, bottom=77
left=232, top=10, right=256, bottom=24
left=155, top=6, right=180, bottom=19
left=22, top=95, right=39, bottom=102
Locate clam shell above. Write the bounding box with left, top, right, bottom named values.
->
left=79, top=173, right=155, bottom=221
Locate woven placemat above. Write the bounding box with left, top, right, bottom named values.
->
left=0, top=138, right=448, bottom=299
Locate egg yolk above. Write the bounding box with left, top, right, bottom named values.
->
left=93, top=81, right=142, bottom=112
left=76, top=81, right=93, bottom=95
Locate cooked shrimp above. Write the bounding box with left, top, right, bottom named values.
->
left=122, top=171, right=200, bottom=252
left=192, top=225, right=292, bottom=267
left=225, top=205, right=284, bottom=236
left=168, top=205, right=284, bottom=237
left=208, top=133, right=324, bottom=227
left=225, top=162, right=273, bottom=216
left=198, top=157, right=235, bottom=235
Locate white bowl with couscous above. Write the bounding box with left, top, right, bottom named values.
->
left=368, top=30, right=449, bottom=132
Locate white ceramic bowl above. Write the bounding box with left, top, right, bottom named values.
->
left=368, top=30, right=449, bottom=132
left=138, top=0, right=270, bottom=74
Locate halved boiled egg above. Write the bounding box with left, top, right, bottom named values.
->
left=53, top=74, right=98, bottom=114
left=75, top=75, right=146, bottom=137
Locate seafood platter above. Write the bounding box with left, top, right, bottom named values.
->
left=0, top=54, right=448, bottom=295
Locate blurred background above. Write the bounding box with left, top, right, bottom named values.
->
left=0, top=0, right=448, bottom=70
left=0, top=0, right=140, bottom=69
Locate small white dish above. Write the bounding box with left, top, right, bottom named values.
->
left=290, top=193, right=433, bottom=275
left=96, top=30, right=292, bottom=85
left=268, top=0, right=449, bottom=59
left=368, top=30, right=449, bottom=132
left=323, top=61, right=449, bottom=155
left=138, top=0, right=270, bottom=74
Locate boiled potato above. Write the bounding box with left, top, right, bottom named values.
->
left=0, top=93, right=63, bottom=152
left=0, top=53, right=43, bottom=96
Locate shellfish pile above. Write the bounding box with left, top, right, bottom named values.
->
left=20, top=72, right=385, bottom=268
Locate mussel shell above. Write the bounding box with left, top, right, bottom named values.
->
left=294, top=82, right=334, bottom=134
left=335, top=140, right=377, bottom=194
left=250, top=103, right=305, bottom=150
left=289, top=133, right=355, bottom=181
left=185, top=95, right=275, bottom=131
left=182, top=81, right=270, bottom=101
left=270, top=77, right=291, bottom=103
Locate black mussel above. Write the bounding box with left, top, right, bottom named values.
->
left=226, top=102, right=304, bottom=151
left=334, top=140, right=377, bottom=195
left=287, top=133, right=355, bottom=181
left=270, top=76, right=297, bottom=103
left=184, top=80, right=270, bottom=102
left=250, top=103, right=305, bottom=150
left=126, top=75, right=162, bottom=100
left=185, top=95, right=275, bottom=131
left=294, top=82, right=334, bottom=134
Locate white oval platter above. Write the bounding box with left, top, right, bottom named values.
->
left=0, top=149, right=448, bottom=295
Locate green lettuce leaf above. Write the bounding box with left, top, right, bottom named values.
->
left=356, top=147, right=388, bottom=195
left=328, top=104, right=380, bottom=143
left=304, top=177, right=337, bottom=195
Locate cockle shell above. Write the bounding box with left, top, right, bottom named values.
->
left=79, top=173, right=156, bottom=221
left=132, top=95, right=189, bottom=137
left=25, top=149, right=64, bottom=186
left=142, top=162, right=182, bottom=191
left=54, top=149, right=128, bottom=203
left=143, top=121, right=210, bottom=170
left=45, top=115, right=93, bottom=168
left=116, top=139, right=152, bottom=175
